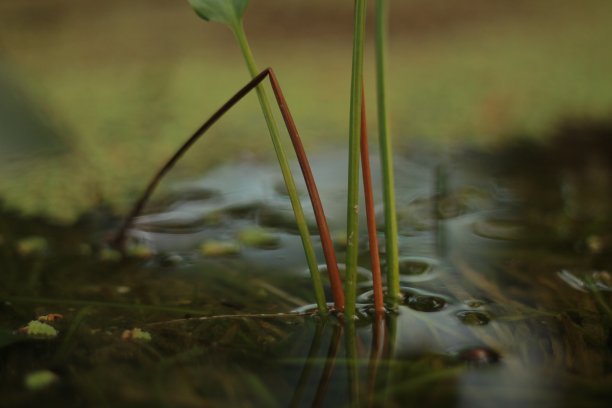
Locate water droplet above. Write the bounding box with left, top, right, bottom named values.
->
left=457, top=347, right=501, bottom=365
left=456, top=310, right=490, bottom=326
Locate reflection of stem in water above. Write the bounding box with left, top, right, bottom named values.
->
left=381, top=314, right=398, bottom=406
left=586, top=278, right=612, bottom=322
left=435, top=164, right=449, bottom=259
left=54, top=306, right=92, bottom=363
left=313, top=324, right=343, bottom=407
left=344, top=319, right=360, bottom=407
left=155, top=347, right=206, bottom=408
left=289, top=321, right=326, bottom=408
left=366, top=313, right=385, bottom=407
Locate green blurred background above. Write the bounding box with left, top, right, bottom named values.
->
left=1, top=0, right=611, bottom=223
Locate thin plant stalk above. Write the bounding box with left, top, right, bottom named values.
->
left=359, top=88, right=385, bottom=314
left=231, top=23, right=329, bottom=314
left=345, top=0, right=368, bottom=319
left=268, top=70, right=345, bottom=311
left=375, top=0, right=400, bottom=301
left=111, top=68, right=338, bottom=313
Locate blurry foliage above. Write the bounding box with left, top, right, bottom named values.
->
left=0, top=0, right=611, bottom=221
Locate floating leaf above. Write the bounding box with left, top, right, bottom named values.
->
left=24, top=370, right=59, bottom=391
left=187, top=0, right=248, bottom=27
left=20, top=321, right=58, bottom=338
left=121, top=328, right=152, bottom=342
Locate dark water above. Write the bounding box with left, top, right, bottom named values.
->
left=1, top=122, right=611, bottom=407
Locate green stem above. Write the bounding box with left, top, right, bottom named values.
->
left=345, top=0, right=368, bottom=319
left=375, top=0, right=400, bottom=301
left=232, top=22, right=327, bottom=315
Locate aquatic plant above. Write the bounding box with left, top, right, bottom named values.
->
left=188, top=0, right=342, bottom=315
left=114, top=0, right=399, bottom=318
left=375, top=0, right=400, bottom=303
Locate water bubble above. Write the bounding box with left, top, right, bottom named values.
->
left=456, top=310, right=490, bottom=326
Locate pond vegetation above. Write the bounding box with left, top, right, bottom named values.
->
left=1, top=0, right=611, bottom=407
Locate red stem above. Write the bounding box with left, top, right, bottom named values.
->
left=359, top=88, right=385, bottom=314
left=268, top=70, right=345, bottom=311
left=111, top=68, right=345, bottom=311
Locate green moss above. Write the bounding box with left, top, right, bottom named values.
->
left=24, top=370, right=59, bottom=391
left=16, top=236, right=48, bottom=257
left=22, top=321, right=58, bottom=338
left=237, top=227, right=280, bottom=249
left=200, top=240, right=241, bottom=257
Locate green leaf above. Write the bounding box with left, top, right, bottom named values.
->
left=187, top=0, right=248, bottom=27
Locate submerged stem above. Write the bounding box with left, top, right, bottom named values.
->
left=345, top=0, right=368, bottom=319
left=375, top=0, right=400, bottom=301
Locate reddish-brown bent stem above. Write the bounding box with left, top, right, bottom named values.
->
left=268, top=70, right=345, bottom=311
left=110, top=68, right=345, bottom=310
left=359, top=89, right=385, bottom=314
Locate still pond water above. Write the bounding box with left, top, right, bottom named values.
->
left=1, top=123, right=611, bottom=407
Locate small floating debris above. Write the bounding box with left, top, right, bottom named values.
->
left=398, top=256, right=439, bottom=282
left=237, top=227, right=281, bottom=249
left=16, top=236, right=48, bottom=257
left=126, top=243, right=155, bottom=259
left=399, top=257, right=437, bottom=275
left=456, top=310, right=491, bottom=326
left=405, top=294, right=447, bottom=312
left=558, top=269, right=612, bottom=292
left=98, top=247, right=122, bottom=262
left=116, top=286, right=131, bottom=295
left=24, top=370, right=59, bottom=391
left=200, top=240, right=241, bottom=257
left=158, top=253, right=186, bottom=267
left=457, top=347, right=501, bottom=365
left=464, top=299, right=488, bottom=308
left=121, top=328, right=152, bottom=342
left=37, top=313, right=63, bottom=322
left=18, top=321, right=58, bottom=338
left=472, top=218, right=521, bottom=240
